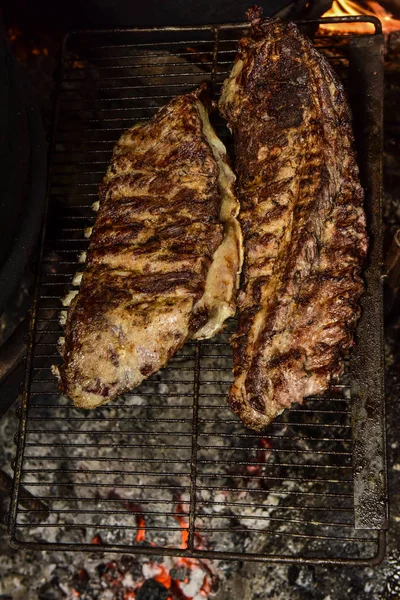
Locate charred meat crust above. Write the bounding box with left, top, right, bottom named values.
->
left=219, top=15, right=368, bottom=431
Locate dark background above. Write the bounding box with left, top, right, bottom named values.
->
left=2, top=0, right=288, bottom=29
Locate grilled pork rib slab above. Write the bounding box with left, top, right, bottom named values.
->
left=60, top=89, right=242, bottom=409
left=219, top=12, right=368, bottom=430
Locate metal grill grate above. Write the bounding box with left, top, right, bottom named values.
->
left=8, top=16, right=387, bottom=564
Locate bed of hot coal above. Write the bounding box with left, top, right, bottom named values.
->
left=1, top=26, right=400, bottom=600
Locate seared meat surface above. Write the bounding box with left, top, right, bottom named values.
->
left=219, top=10, right=368, bottom=430
left=60, top=88, right=242, bottom=409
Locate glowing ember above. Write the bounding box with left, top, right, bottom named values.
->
left=174, top=504, right=189, bottom=550
left=91, top=534, right=103, bottom=545
left=321, top=0, right=400, bottom=34
left=122, top=500, right=147, bottom=543
left=172, top=556, right=213, bottom=599
left=136, top=516, right=146, bottom=542
left=7, top=27, right=22, bottom=43
left=89, top=501, right=214, bottom=598
left=31, top=47, right=49, bottom=56
left=103, top=561, right=125, bottom=588
left=153, top=564, right=172, bottom=588
left=200, top=575, right=212, bottom=597
left=72, top=60, right=86, bottom=69
left=258, top=437, right=272, bottom=460
left=246, top=437, right=272, bottom=477
left=7, top=27, right=50, bottom=61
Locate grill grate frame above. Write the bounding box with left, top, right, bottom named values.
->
left=8, top=16, right=387, bottom=564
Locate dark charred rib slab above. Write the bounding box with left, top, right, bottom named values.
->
left=219, top=11, right=367, bottom=431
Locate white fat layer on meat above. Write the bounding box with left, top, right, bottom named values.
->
left=191, top=100, right=243, bottom=340
left=57, top=182, right=94, bottom=365
left=64, top=195, right=92, bottom=318
left=62, top=290, right=78, bottom=307
left=72, top=272, right=83, bottom=286
left=58, top=285, right=80, bottom=348
left=57, top=289, right=79, bottom=353
left=59, top=256, right=86, bottom=353
left=57, top=337, right=66, bottom=359
left=51, top=364, right=61, bottom=380
left=219, top=58, right=244, bottom=115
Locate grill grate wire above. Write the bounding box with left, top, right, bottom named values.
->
left=8, top=16, right=386, bottom=564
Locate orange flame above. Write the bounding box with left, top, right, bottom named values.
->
left=174, top=502, right=190, bottom=549
left=173, top=555, right=214, bottom=599
left=136, top=516, right=146, bottom=543
left=321, top=0, right=400, bottom=34
left=176, top=556, right=195, bottom=569
left=174, top=501, right=206, bottom=551
left=153, top=565, right=172, bottom=589
left=200, top=575, right=212, bottom=597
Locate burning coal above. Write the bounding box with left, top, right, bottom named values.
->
left=85, top=501, right=216, bottom=599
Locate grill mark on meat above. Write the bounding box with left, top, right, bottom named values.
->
left=126, top=271, right=204, bottom=295
left=97, top=192, right=221, bottom=223
left=89, top=248, right=211, bottom=278
left=90, top=223, right=147, bottom=248
left=90, top=221, right=223, bottom=253
left=219, top=11, right=367, bottom=431
left=112, top=137, right=216, bottom=173
left=102, top=168, right=219, bottom=204
left=79, top=269, right=205, bottom=300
